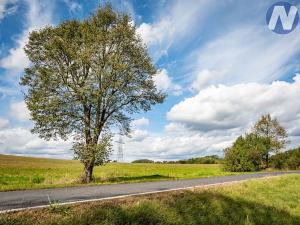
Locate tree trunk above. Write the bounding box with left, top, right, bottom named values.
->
left=82, top=164, right=94, bottom=183
left=266, top=153, right=269, bottom=168
left=82, top=103, right=94, bottom=183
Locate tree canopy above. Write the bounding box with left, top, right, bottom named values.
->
left=252, top=114, right=288, bottom=167
left=21, top=5, right=165, bottom=182
left=224, top=133, right=267, bottom=172
left=224, top=114, right=288, bottom=172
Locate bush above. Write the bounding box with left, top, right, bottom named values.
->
left=270, top=153, right=287, bottom=169
left=31, top=175, right=45, bottom=184
left=270, top=148, right=300, bottom=170
left=224, top=134, right=266, bottom=172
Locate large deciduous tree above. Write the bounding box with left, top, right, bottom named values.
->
left=252, top=114, right=288, bottom=168
left=21, top=5, right=165, bottom=183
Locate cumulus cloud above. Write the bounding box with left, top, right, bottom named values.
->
left=153, top=69, right=172, bottom=91
left=119, top=75, right=300, bottom=161
left=168, top=74, right=300, bottom=134
left=131, top=117, right=149, bottom=127
left=191, top=70, right=226, bottom=91
left=10, top=101, right=30, bottom=121
left=153, top=69, right=182, bottom=96
left=128, top=129, right=149, bottom=142
left=0, top=126, right=72, bottom=158
left=120, top=127, right=235, bottom=162
left=0, top=118, right=9, bottom=129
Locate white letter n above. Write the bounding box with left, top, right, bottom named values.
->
left=268, top=5, right=298, bottom=30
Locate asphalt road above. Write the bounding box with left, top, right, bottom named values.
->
left=0, top=171, right=299, bottom=212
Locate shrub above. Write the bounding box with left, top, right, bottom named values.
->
left=224, top=134, right=266, bottom=172
left=270, top=148, right=300, bottom=170
left=31, top=175, right=45, bottom=184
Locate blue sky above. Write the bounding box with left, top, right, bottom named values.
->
left=1, top=0, right=300, bottom=161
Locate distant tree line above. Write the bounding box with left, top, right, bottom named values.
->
left=131, top=159, right=154, bottom=163
left=132, top=155, right=223, bottom=164
left=172, top=155, right=222, bottom=164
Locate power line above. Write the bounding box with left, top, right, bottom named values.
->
left=116, top=133, right=124, bottom=162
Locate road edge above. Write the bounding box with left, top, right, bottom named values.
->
left=0, top=173, right=288, bottom=214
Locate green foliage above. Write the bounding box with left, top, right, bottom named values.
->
left=31, top=175, right=45, bottom=184
left=131, top=159, right=154, bottom=163
left=73, top=132, right=112, bottom=166
left=253, top=114, right=288, bottom=167
left=224, top=114, right=289, bottom=172
left=21, top=4, right=165, bottom=182
left=271, top=147, right=300, bottom=170
left=224, top=134, right=267, bottom=172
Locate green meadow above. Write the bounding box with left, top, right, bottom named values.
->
left=0, top=154, right=237, bottom=191
left=2, top=174, right=300, bottom=225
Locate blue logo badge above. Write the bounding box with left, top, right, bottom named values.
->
left=266, top=1, right=299, bottom=34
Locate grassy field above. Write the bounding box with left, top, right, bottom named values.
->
left=0, top=154, right=238, bottom=191
left=1, top=174, right=299, bottom=224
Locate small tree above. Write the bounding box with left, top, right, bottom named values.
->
left=21, top=5, right=165, bottom=183
left=224, top=134, right=266, bottom=172
left=252, top=114, right=288, bottom=168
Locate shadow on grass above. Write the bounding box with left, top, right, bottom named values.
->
left=94, top=174, right=174, bottom=183
left=2, top=190, right=299, bottom=225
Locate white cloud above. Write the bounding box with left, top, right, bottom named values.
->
left=0, top=0, right=54, bottom=71
left=0, top=126, right=72, bottom=158
left=10, top=101, right=30, bottom=121
left=0, top=118, right=9, bottom=129
left=0, top=34, right=29, bottom=70
left=191, top=70, right=226, bottom=91
left=131, top=117, right=149, bottom=127
left=168, top=74, right=300, bottom=135
left=120, top=127, right=234, bottom=162
left=153, top=69, right=172, bottom=90
left=118, top=75, right=300, bottom=162
left=129, top=129, right=149, bottom=142
left=153, top=69, right=182, bottom=96
left=0, top=0, right=18, bottom=21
